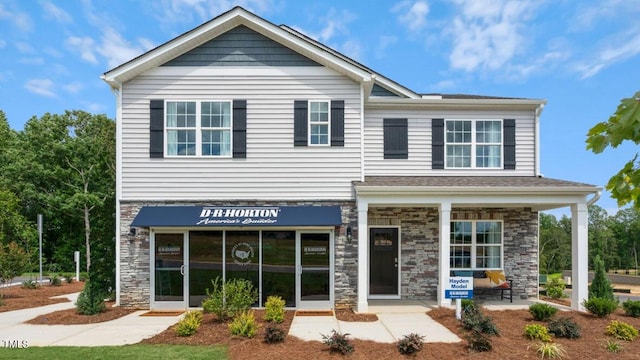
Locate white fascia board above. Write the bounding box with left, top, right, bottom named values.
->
left=365, top=97, right=547, bottom=111
left=102, top=8, right=373, bottom=87
left=357, top=192, right=594, bottom=207
left=355, top=185, right=601, bottom=197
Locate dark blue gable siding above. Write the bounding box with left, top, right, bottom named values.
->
left=371, top=83, right=400, bottom=97
left=162, top=25, right=321, bottom=67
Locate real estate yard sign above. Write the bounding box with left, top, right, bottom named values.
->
left=446, top=276, right=473, bottom=320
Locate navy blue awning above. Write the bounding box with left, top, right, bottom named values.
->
left=130, top=205, right=342, bottom=227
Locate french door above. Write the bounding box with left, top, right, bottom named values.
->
left=297, top=232, right=333, bottom=309
left=152, top=232, right=187, bottom=309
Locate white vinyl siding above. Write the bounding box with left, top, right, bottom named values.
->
left=120, top=67, right=361, bottom=201
left=364, top=108, right=536, bottom=176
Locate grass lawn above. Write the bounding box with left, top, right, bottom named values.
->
left=0, top=344, right=227, bottom=360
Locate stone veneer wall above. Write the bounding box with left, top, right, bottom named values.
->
left=119, top=200, right=357, bottom=308
left=367, top=207, right=538, bottom=301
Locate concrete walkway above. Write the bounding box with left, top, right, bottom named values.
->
left=0, top=293, right=182, bottom=347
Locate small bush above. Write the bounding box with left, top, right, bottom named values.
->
left=548, top=317, right=581, bottom=339
left=590, top=255, right=614, bottom=300
left=50, top=274, right=62, bottom=286
left=622, top=299, right=640, bottom=318
left=524, top=324, right=552, bottom=342
left=264, top=295, right=286, bottom=323
left=582, top=297, right=618, bottom=318
left=21, top=280, right=37, bottom=289
left=174, top=311, right=203, bottom=337
left=228, top=310, right=258, bottom=338
left=461, top=310, right=499, bottom=336
left=264, top=325, right=286, bottom=344
left=534, top=342, right=567, bottom=359
left=605, top=339, right=622, bottom=353
left=466, top=331, right=492, bottom=352
left=63, top=273, right=74, bottom=283
left=75, top=280, right=106, bottom=315
left=322, top=330, right=354, bottom=355
left=605, top=320, right=639, bottom=341
left=397, top=333, right=425, bottom=355
left=529, top=303, right=558, bottom=321
left=202, top=277, right=258, bottom=321
left=461, top=299, right=476, bottom=315
left=545, top=278, right=566, bottom=299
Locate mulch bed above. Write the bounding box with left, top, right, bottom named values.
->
left=0, top=281, right=85, bottom=312
left=25, top=301, right=139, bottom=324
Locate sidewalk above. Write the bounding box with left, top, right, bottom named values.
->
left=0, top=293, right=183, bottom=347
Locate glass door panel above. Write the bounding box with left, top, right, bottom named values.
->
left=154, top=233, right=185, bottom=306
left=189, top=231, right=223, bottom=307
left=225, top=231, right=259, bottom=306
left=262, top=231, right=296, bottom=307
left=299, top=233, right=331, bottom=306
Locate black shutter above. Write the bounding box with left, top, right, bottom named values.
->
left=432, top=118, right=444, bottom=169
left=233, top=100, right=247, bottom=158
left=293, top=100, right=308, bottom=146
left=383, top=118, right=408, bottom=159
left=331, top=100, right=345, bottom=146
left=149, top=99, right=164, bottom=158
left=503, top=119, right=516, bottom=169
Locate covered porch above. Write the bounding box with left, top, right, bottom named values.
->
left=352, top=176, right=600, bottom=313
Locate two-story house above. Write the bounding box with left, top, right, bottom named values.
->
left=102, top=7, right=600, bottom=313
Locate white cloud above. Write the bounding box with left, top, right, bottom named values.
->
left=392, top=1, right=429, bottom=32
left=340, top=39, right=363, bottom=61
left=20, top=57, right=45, bottom=65
left=150, top=0, right=278, bottom=24
left=63, top=82, right=83, bottom=94
left=96, top=27, right=155, bottom=69
left=571, top=0, right=639, bottom=31
left=85, top=102, right=107, bottom=114
left=25, top=78, right=56, bottom=97
left=375, top=35, right=398, bottom=59
left=40, top=0, right=73, bottom=24
left=66, top=36, right=98, bottom=64
left=15, top=41, right=35, bottom=54
left=0, top=3, right=33, bottom=32
left=448, top=0, right=539, bottom=72
left=575, top=28, right=640, bottom=79
left=0, top=39, right=5, bottom=48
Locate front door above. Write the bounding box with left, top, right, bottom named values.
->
left=152, top=232, right=187, bottom=309
left=297, top=232, right=332, bottom=309
left=369, top=228, right=399, bottom=297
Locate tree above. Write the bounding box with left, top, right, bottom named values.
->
left=539, top=213, right=571, bottom=274
left=586, top=90, right=640, bottom=207
left=0, top=242, right=30, bottom=299
left=588, top=205, right=614, bottom=270
left=589, top=255, right=614, bottom=300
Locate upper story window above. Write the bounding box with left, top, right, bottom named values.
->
left=445, top=120, right=502, bottom=168
left=166, top=101, right=232, bottom=157
left=309, top=101, right=330, bottom=145
left=450, top=220, right=503, bottom=269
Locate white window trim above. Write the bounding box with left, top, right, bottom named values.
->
left=308, top=100, right=331, bottom=146
left=164, top=99, right=233, bottom=158
left=450, top=220, right=503, bottom=270
left=444, top=119, right=503, bottom=169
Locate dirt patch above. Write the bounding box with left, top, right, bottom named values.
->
left=0, top=281, right=84, bottom=312
left=26, top=301, right=139, bottom=324
left=334, top=307, right=378, bottom=322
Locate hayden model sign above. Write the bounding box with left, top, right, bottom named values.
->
left=129, top=205, right=343, bottom=227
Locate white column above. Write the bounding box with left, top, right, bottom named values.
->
left=571, top=202, right=589, bottom=311
left=356, top=200, right=369, bottom=313
left=438, top=202, right=452, bottom=307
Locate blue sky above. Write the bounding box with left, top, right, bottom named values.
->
left=1, top=0, right=639, bottom=217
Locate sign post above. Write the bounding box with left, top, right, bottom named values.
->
left=74, top=251, right=80, bottom=281
left=37, top=214, right=43, bottom=285
left=445, top=276, right=473, bottom=320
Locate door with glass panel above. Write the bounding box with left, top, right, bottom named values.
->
left=153, top=232, right=187, bottom=309
left=297, top=232, right=332, bottom=309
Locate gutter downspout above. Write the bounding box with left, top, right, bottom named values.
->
left=534, top=103, right=544, bottom=176
left=587, top=190, right=602, bottom=207
left=108, top=81, right=123, bottom=307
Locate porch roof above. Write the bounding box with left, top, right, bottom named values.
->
left=354, top=176, right=596, bottom=190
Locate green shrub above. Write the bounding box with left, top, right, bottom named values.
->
left=622, top=299, right=640, bottom=318
left=590, top=255, right=614, bottom=300
left=582, top=297, right=618, bottom=318
left=534, top=342, right=567, bottom=359
left=461, top=309, right=499, bottom=336
left=545, top=278, right=566, bottom=299
left=322, top=330, right=354, bottom=355
left=264, top=295, right=286, bottom=323
left=228, top=310, right=258, bottom=338
left=605, top=320, right=639, bottom=341
left=548, top=317, right=581, bottom=339
left=529, top=303, right=558, bottom=321
left=264, top=325, right=286, bottom=343
left=461, top=299, right=476, bottom=314
left=605, top=339, right=622, bottom=353
left=174, top=311, right=203, bottom=337
left=21, top=280, right=37, bottom=289
left=50, top=274, right=62, bottom=286
left=466, top=331, right=492, bottom=352
left=63, top=273, right=74, bottom=284
left=75, top=280, right=106, bottom=315
left=397, top=333, right=425, bottom=355
left=202, top=277, right=258, bottom=321
left=524, top=324, right=552, bottom=342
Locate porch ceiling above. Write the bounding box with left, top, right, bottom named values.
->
left=353, top=176, right=601, bottom=212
